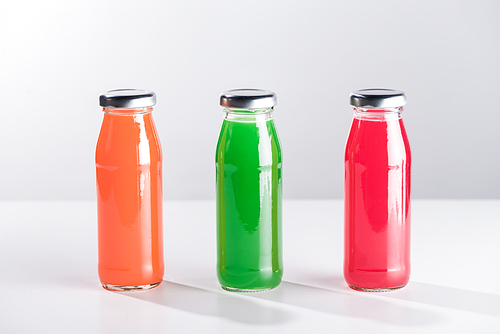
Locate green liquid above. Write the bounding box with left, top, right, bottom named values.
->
left=216, top=114, right=283, bottom=291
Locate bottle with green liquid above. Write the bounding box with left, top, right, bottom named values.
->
left=216, top=89, right=283, bottom=292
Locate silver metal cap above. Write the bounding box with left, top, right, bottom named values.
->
left=220, top=89, right=277, bottom=109
left=99, top=89, right=156, bottom=108
left=350, top=88, right=406, bottom=108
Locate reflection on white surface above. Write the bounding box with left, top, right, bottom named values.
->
left=0, top=200, right=499, bottom=333
left=384, top=281, right=500, bottom=318
left=253, top=281, right=443, bottom=327
left=130, top=281, right=293, bottom=325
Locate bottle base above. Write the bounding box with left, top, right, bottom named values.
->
left=221, top=285, right=277, bottom=293
left=101, top=281, right=162, bottom=292
left=348, top=284, right=406, bottom=292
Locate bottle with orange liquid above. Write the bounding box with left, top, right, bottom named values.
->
left=344, top=89, right=411, bottom=292
left=96, top=89, right=164, bottom=291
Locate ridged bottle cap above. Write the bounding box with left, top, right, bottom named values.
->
left=350, top=88, right=406, bottom=108
left=220, top=89, right=277, bottom=109
left=100, top=89, right=156, bottom=108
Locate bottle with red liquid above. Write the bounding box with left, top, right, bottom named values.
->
left=96, top=89, right=164, bottom=291
left=344, top=88, right=411, bottom=292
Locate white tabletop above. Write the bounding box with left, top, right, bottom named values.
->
left=1, top=200, right=499, bottom=333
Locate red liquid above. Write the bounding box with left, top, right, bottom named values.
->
left=344, top=111, right=411, bottom=291
left=96, top=108, right=164, bottom=289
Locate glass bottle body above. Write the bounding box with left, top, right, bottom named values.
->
left=96, top=107, right=164, bottom=291
left=216, top=109, right=283, bottom=292
left=344, top=107, right=411, bottom=291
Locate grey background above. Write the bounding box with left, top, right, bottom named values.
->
left=1, top=0, right=499, bottom=200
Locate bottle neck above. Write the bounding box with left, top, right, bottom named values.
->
left=103, top=107, right=153, bottom=115
left=223, top=107, right=274, bottom=122
left=353, top=106, right=403, bottom=121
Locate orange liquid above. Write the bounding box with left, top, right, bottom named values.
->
left=96, top=108, right=164, bottom=288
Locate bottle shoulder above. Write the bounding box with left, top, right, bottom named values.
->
left=216, top=120, right=282, bottom=166
left=96, top=114, right=161, bottom=165
left=345, top=118, right=410, bottom=163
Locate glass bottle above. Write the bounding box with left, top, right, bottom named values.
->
left=216, top=89, right=283, bottom=292
left=344, top=88, right=411, bottom=292
left=96, top=89, right=164, bottom=291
